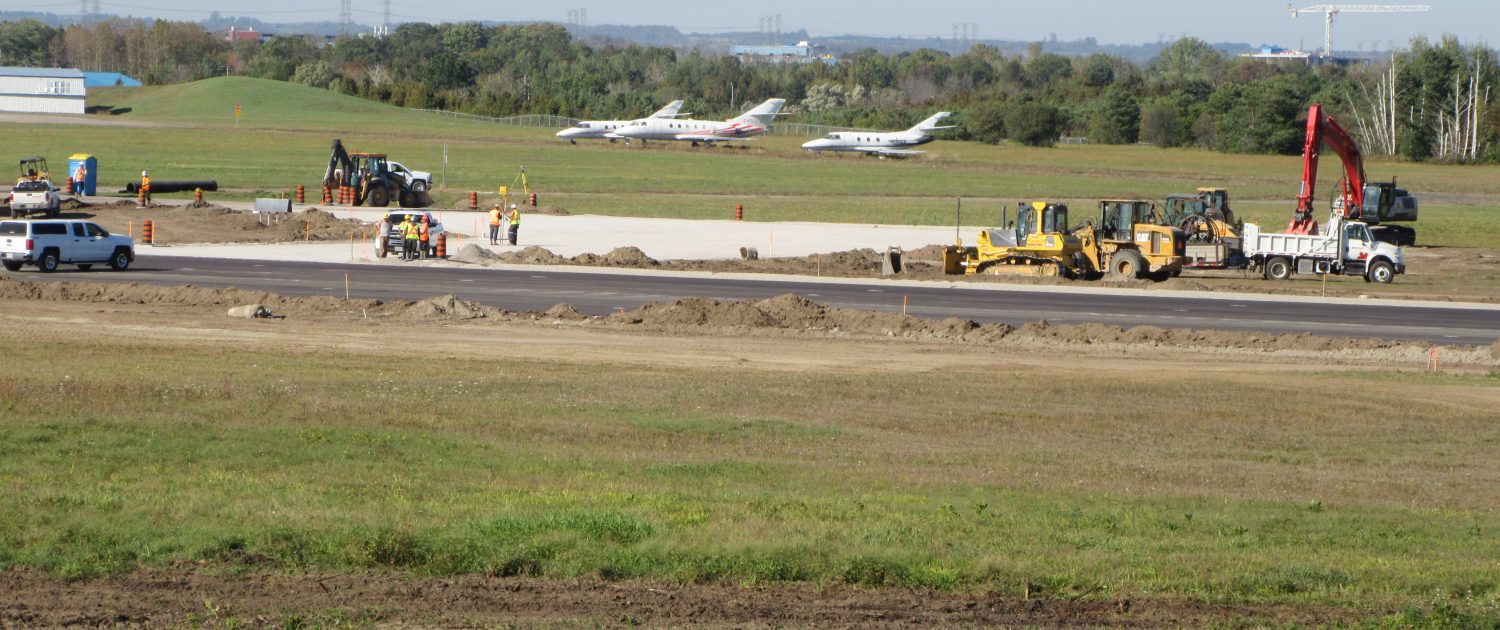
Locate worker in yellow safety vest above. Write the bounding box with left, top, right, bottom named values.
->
left=507, top=204, right=521, bottom=246
left=396, top=216, right=415, bottom=260
left=488, top=203, right=502, bottom=245
left=140, top=171, right=152, bottom=205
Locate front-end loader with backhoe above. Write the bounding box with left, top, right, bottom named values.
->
left=323, top=139, right=432, bottom=208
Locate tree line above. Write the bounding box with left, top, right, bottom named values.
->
left=1, top=18, right=1495, bottom=161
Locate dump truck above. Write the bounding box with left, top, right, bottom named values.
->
left=1244, top=216, right=1403, bottom=283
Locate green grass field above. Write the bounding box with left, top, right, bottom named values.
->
left=2, top=77, right=1495, bottom=248
left=0, top=326, right=1498, bottom=628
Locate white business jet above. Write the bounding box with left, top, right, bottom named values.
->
left=800, top=112, right=954, bottom=158
left=612, top=98, right=786, bottom=146
left=556, top=100, right=687, bottom=144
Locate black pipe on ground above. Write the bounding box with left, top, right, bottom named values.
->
left=122, top=181, right=219, bottom=194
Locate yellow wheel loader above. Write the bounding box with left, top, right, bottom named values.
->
left=943, top=201, right=1091, bottom=278
left=1070, top=199, right=1186, bottom=281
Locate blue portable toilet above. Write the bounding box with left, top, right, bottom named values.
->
left=67, top=154, right=97, bottom=196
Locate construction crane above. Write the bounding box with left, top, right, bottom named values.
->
left=1287, top=4, right=1431, bottom=58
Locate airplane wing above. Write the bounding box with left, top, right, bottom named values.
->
left=857, top=147, right=925, bottom=157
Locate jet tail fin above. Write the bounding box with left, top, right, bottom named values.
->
left=909, top=112, right=954, bottom=133
left=649, top=100, right=685, bottom=119
left=732, top=98, right=787, bottom=126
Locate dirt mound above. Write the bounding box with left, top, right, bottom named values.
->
left=611, top=293, right=1005, bottom=341
left=396, top=294, right=493, bottom=320
left=273, top=208, right=367, bottom=241
left=1492, top=339, right=1500, bottom=360
left=605, top=246, right=658, bottom=266
left=544, top=303, right=589, bottom=320
left=498, top=246, right=567, bottom=265
left=57, top=203, right=368, bottom=244
left=452, top=243, right=499, bottom=264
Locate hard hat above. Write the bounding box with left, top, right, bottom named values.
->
left=510, top=204, right=517, bottom=209
left=141, top=171, right=148, bottom=176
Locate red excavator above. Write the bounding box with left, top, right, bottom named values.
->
left=1292, top=104, right=1418, bottom=245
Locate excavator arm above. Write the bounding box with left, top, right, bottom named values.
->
left=324, top=139, right=351, bottom=188
left=1296, top=104, right=1368, bottom=223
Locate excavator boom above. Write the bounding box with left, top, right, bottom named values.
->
left=1297, top=104, right=1367, bottom=217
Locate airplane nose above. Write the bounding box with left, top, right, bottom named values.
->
left=801, top=139, right=826, bottom=149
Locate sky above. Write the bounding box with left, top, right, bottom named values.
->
left=62, top=0, right=1494, bottom=49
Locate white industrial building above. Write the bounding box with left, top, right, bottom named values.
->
left=0, top=67, right=86, bottom=115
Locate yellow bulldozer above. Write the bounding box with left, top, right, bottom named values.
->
left=943, top=201, right=1089, bottom=278
left=943, top=200, right=1184, bottom=281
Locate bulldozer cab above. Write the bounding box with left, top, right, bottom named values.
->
left=18, top=156, right=48, bottom=181
left=1015, top=201, right=1068, bottom=242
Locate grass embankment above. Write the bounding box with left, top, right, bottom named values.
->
left=0, top=76, right=1493, bottom=246
left=2, top=332, right=1498, bottom=622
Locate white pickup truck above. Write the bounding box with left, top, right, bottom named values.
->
left=0, top=219, right=134, bottom=272
left=1243, top=217, right=1404, bottom=283
left=7, top=179, right=61, bottom=218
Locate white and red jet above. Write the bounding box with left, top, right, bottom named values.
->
left=613, top=98, right=785, bottom=146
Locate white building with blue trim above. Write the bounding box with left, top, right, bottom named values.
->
left=0, top=67, right=86, bottom=115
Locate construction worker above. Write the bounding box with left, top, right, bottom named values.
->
left=395, top=214, right=414, bottom=260
left=488, top=203, right=502, bottom=245
left=418, top=215, right=431, bottom=259
left=72, top=162, right=86, bottom=195
left=404, top=215, right=424, bottom=261
left=507, top=203, right=520, bottom=246
left=139, top=171, right=152, bottom=206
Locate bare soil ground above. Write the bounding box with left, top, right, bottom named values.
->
left=50, top=198, right=370, bottom=244
left=30, top=199, right=1495, bottom=303
left=1, top=275, right=1491, bottom=366
left=453, top=242, right=1500, bottom=304
left=0, top=568, right=1358, bottom=628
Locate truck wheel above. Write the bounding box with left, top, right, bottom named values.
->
left=366, top=185, right=391, bottom=208
left=37, top=249, right=59, bottom=273
left=1263, top=257, right=1293, bottom=280
left=1367, top=260, right=1395, bottom=284
left=2, top=261, right=21, bottom=271
left=108, top=249, right=131, bottom=271
left=411, top=180, right=428, bottom=193
left=1109, top=250, right=1146, bottom=280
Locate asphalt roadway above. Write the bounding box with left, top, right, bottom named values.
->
left=10, top=255, right=1499, bottom=345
